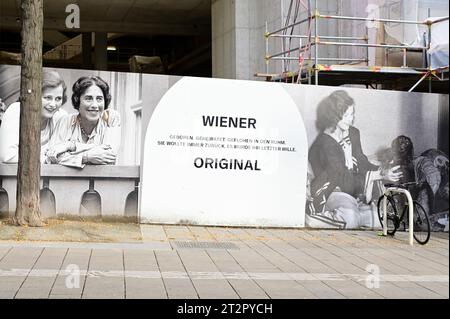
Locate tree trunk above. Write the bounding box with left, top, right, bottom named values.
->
left=15, top=0, right=44, bottom=227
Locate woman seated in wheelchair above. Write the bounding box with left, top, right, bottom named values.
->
left=306, top=90, right=403, bottom=230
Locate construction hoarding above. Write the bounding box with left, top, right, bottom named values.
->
left=0, top=65, right=448, bottom=231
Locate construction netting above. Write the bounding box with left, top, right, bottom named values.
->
left=270, top=0, right=448, bottom=77
left=382, top=0, right=449, bottom=69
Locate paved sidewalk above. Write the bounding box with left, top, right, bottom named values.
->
left=0, top=225, right=448, bottom=299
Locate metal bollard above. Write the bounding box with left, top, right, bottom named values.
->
left=383, top=187, right=414, bottom=246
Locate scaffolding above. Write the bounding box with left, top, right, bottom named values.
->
left=256, top=0, right=449, bottom=92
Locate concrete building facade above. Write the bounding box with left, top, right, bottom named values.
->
left=1, top=0, right=448, bottom=83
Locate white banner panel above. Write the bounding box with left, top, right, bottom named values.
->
left=141, top=77, right=308, bottom=227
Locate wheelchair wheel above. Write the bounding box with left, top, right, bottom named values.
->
left=412, top=201, right=431, bottom=245
left=377, top=195, right=399, bottom=235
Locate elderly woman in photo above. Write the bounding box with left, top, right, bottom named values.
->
left=45, top=76, right=121, bottom=168
left=0, top=70, right=68, bottom=163
left=307, top=90, right=403, bottom=229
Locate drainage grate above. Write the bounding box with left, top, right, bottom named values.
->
left=174, top=241, right=239, bottom=250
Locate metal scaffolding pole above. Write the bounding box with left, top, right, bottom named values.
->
left=271, top=57, right=368, bottom=62
left=281, top=0, right=285, bottom=72
left=427, top=9, right=432, bottom=93
left=409, top=71, right=430, bottom=92
left=314, top=0, right=318, bottom=85
left=307, top=0, right=313, bottom=85
left=265, top=21, right=269, bottom=74
left=315, top=41, right=427, bottom=50
left=318, top=14, right=434, bottom=25
left=259, top=2, right=449, bottom=89
left=268, top=16, right=313, bottom=37
left=270, top=34, right=367, bottom=41
left=267, top=44, right=311, bottom=60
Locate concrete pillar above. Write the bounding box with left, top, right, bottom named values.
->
left=94, top=32, right=108, bottom=71
left=212, top=0, right=284, bottom=80
left=211, top=0, right=342, bottom=81
left=212, top=0, right=236, bottom=79
left=82, top=32, right=92, bottom=69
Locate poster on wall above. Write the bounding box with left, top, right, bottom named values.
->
left=284, top=86, right=449, bottom=232
left=0, top=64, right=448, bottom=231
left=0, top=65, right=142, bottom=220
left=140, top=77, right=308, bottom=227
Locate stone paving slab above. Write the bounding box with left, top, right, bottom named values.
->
left=0, top=277, right=24, bottom=295
left=323, top=279, right=384, bottom=299
left=0, top=226, right=447, bottom=299
left=178, top=250, right=220, bottom=273
left=49, top=294, right=83, bottom=299
left=15, top=287, right=53, bottom=299
left=255, top=280, right=317, bottom=299
left=50, top=275, right=86, bottom=297
left=206, top=250, right=248, bottom=274
left=392, top=280, right=444, bottom=299
left=187, top=226, right=216, bottom=242
left=155, top=251, right=188, bottom=273
left=124, top=250, right=159, bottom=271
left=0, top=247, right=11, bottom=261
left=163, top=278, right=199, bottom=299
left=20, top=276, right=56, bottom=290
left=374, top=281, right=420, bottom=299
left=191, top=279, right=239, bottom=299
left=82, top=277, right=125, bottom=299
left=0, top=290, right=16, bottom=299
left=299, top=281, right=346, bottom=299
left=244, top=241, right=305, bottom=273
left=0, top=247, right=43, bottom=269
left=89, top=249, right=123, bottom=271
left=140, top=225, right=167, bottom=242
left=125, top=277, right=167, bottom=299
left=227, top=279, right=269, bottom=299
left=416, top=281, right=450, bottom=298
left=0, top=241, right=172, bottom=251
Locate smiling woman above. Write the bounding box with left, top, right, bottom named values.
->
left=45, top=76, right=121, bottom=168
left=0, top=70, right=68, bottom=163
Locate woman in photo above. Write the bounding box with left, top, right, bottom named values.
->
left=0, top=97, right=7, bottom=126
left=0, top=70, right=68, bottom=163
left=307, top=90, right=403, bottom=229
left=45, top=76, right=121, bottom=168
